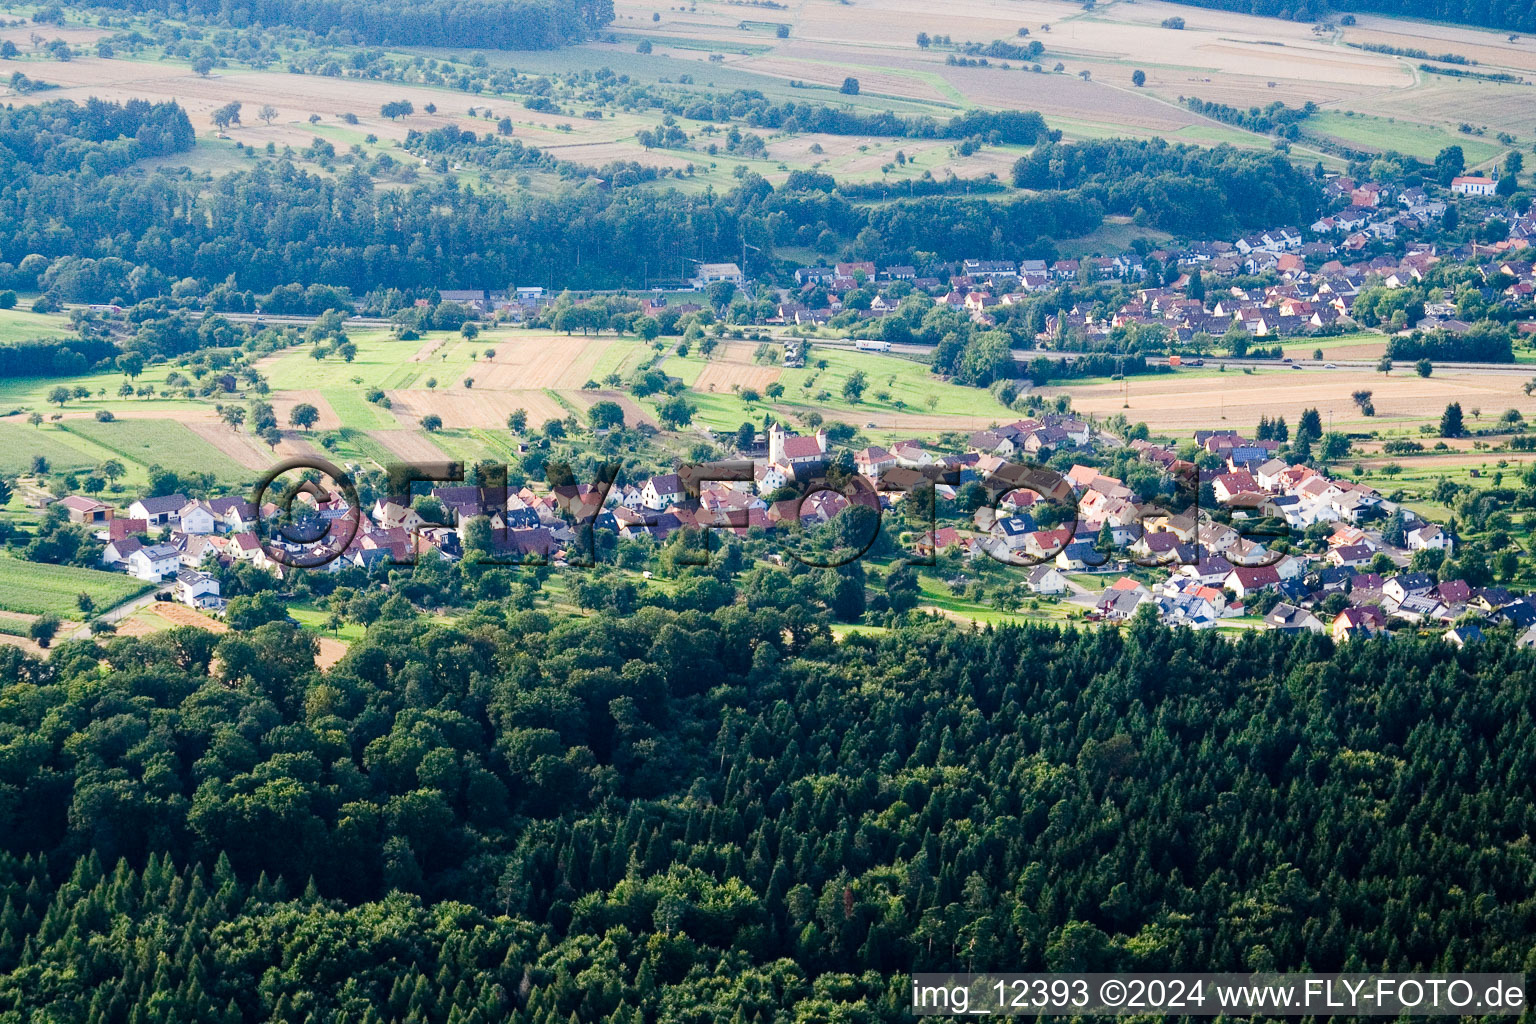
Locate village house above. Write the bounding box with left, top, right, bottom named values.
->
left=854, top=446, right=897, bottom=480
left=127, top=543, right=181, bottom=583
left=1026, top=565, right=1068, bottom=595
left=101, top=535, right=142, bottom=569
left=175, top=568, right=222, bottom=609
left=641, top=474, right=686, bottom=511
left=1332, top=606, right=1386, bottom=642
left=1406, top=523, right=1454, bottom=553
left=691, top=262, right=745, bottom=287
left=1266, top=603, right=1324, bottom=633
left=128, top=494, right=188, bottom=528
left=177, top=500, right=219, bottom=536
left=1224, top=564, right=1281, bottom=599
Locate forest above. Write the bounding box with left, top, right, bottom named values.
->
left=1, top=601, right=1534, bottom=1022
left=0, top=100, right=1323, bottom=304
left=1163, top=0, right=1536, bottom=32
left=1011, top=139, right=1321, bottom=237
left=78, top=0, right=614, bottom=49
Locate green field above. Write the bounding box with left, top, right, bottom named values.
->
left=0, top=555, right=152, bottom=617
left=656, top=345, right=1020, bottom=435
left=0, top=363, right=200, bottom=416
left=0, top=308, right=75, bottom=343
left=0, top=421, right=114, bottom=476
left=59, top=418, right=253, bottom=482
left=1307, top=110, right=1506, bottom=165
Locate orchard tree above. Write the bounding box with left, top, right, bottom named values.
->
left=289, top=402, right=320, bottom=431
left=588, top=400, right=625, bottom=430
left=29, top=614, right=60, bottom=648
left=657, top=395, right=695, bottom=428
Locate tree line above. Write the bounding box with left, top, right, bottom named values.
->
left=1160, top=0, right=1536, bottom=32
left=672, top=97, right=1054, bottom=145
left=79, top=0, right=614, bottom=49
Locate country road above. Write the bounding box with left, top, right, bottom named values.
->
left=64, top=588, right=160, bottom=641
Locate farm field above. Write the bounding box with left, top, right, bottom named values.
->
left=1349, top=447, right=1534, bottom=525
left=655, top=344, right=1020, bottom=435
left=1044, top=364, right=1536, bottom=436
left=598, top=0, right=1528, bottom=169
left=1276, top=331, right=1391, bottom=360
left=0, top=555, right=152, bottom=618
left=1304, top=111, right=1505, bottom=167
left=0, top=421, right=116, bottom=477
left=0, top=0, right=1524, bottom=232
left=58, top=418, right=256, bottom=484
left=5, top=0, right=1525, bottom=196
left=0, top=308, right=75, bottom=343
left=255, top=328, right=1021, bottom=451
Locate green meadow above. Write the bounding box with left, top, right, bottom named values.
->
left=0, top=555, right=153, bottom=618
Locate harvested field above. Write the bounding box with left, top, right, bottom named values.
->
left=0, top=634, right=48, bottom=657
left=368, top=428, right=452, bottom=464
left=1044, top=367, right=1536, bottom=434
left=1344, top=20, right=1536, bottom=73
left=315, top=638, right=349, bottom=670
left=386, top=388, right=570, bottom=430
left=143, top=601, right=228, bottom=633
left=270, top=391, right=344, bottom=432
left=537, top=139, right=695, bottom=170
left=568, top=389, right=656, bottom=429
left=11, top=59, right=510, bottom=152
left=184, top=421, right=280, bottom=471
left=410, top=338, right=448, bottom=362
left=694, top=345, right=784, bottom=395
left=473, top=335, right=611, bottom=391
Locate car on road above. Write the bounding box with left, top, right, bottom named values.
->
left=1291, top=364, right=1304, bottom=370
left=1282, top=357, right=1292, bottom=363
left=1325, top=363, right=1338, bottom=369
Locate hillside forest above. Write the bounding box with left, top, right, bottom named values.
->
left=1, top=603, right=1535, bottom=1021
